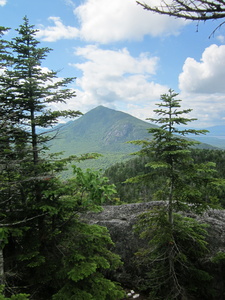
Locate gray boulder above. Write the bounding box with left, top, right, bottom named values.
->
left=82, top=202, right=225, bottom=299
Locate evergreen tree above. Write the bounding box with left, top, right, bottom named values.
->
left=0, top=17, right=80, bottom=291
left=0, top=18, right=125, bottom=299
left=129, top=90, right=223, bottom=299
left=134, top=211, right=213, bottom=300
left=104, top=148, right=225, bottom=206
left=129, top=89, right=221, bottom=216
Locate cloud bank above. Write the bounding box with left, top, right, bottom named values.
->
left=49, top=42, right=225, bottom=127
left=179, top=44, right=225, bottom=94
left=75, top=0, right=186, bottom=43
left=179, top=44, right=225, bottom=127
left=34, top=0, right=225, bottom=127
left=37, top=0, right=186, bottom=43
left=66, top=45, right=168, bottom=118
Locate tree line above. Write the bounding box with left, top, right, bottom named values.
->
left=105, top=148, right=225, bottom=206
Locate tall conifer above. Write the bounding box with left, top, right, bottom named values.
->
left=130, top=89, right=220, bottom=216
left=129, top=90, right=223, bottom=299
left=0, top=18, right=124, bottom=299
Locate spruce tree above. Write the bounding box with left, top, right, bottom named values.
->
left=0, top=16, right=79, bottom=296
left=129, top=89, right=220, bottom=216
left=129, top=89, right=223, bottom=299
left=0, top=18, right=125, bottom=299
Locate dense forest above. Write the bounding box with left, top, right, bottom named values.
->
left=104, top=148, right=225, bottom=207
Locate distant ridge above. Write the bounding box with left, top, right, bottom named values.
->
left=48, top=106, right=222, bottom=172
left=186, top=124, right=225, bottom=149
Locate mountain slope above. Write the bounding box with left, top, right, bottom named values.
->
left=53, top=106, right=157, bottom=150
left=48, top=106, right=157, bottom=170
left=48, top=106, right=219, bottom=171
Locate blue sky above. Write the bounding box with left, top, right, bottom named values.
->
left=1, top=0, right=225, bottom=128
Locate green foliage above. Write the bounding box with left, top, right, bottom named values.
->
left=71, top=166, right=117, bottom=205
left=0, top=286, right=29, bottom=300
left=0, top=18, right=125, bottom=300
left=212, top=251, right=225, bottom=264
left=128, top=90, right=223, bottom=214
left=125, top=90, right=223, bottom=299
left=103, top=92, right=225, bottom=206
left=0, top=294, right=29, bottom=300
left=54, top=166, right=117, bottom=212
left=104, top=148, right=225, bottom=206
left=104, top=155, right=155, bottom=203
left=134, top=209, right=213, bottom=299
left=52, top=222, right=125, bottom=300
left=3, top=166, right=124, bottom=299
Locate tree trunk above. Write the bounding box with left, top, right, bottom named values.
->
left=0, top=247, right=4, bottom=285
left=168, top=180, right=173, bottom=226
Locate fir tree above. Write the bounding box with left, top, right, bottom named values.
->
left=0, top=18, right=124, bottom=299
left=129, top=89, right=223, bottom=299
left=129, top=89, right=221, bottom=216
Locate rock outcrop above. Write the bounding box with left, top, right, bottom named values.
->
left=82, top=202, right=225, bottom=299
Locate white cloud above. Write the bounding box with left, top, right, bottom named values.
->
left=177, top=45, right=225, bottom=127
left=64, top=0, right=76, bottom=7
left=74, top=45, right=158, bottom=76
left=68, top=45, right=168, bottom=118
left=0, top=0, right=6, bottom=6
left=179, top=44, right=225, bottom=94
left=75, top=0, right=187, bottom=43
left=37, top=0, right=187, bottom=43
left=178, top=92, right=225, bottom=128
left=36, top=17, right=79, bottom=42
left=217, top=35, right=225, bottom=43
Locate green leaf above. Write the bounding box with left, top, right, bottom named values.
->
left=68, top=262, right=97, bottom=282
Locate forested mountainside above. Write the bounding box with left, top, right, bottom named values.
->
left=104, top=148, right=225, bottom=207
left=48, top=105, right=157, bottom=171
left=48, top=106, right=220, bottom=172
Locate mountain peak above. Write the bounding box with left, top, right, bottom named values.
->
left=80, top=105, right=139, bottom=129
left=84, top=105, right=126, bottom=117
left=48, top=106, right=220, bottom=171
left=50, top=105, right=153, bottom=153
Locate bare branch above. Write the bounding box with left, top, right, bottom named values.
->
left=137, top=0, right=225, bottom=32
left=0, top=213, right=47, bottom=228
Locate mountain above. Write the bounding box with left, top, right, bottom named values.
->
left=47, top=106, right=220, bottom=172
left=205, top=125, right=225, bottom=137
left=48, top=106, right=158, bottom=171
left=185, top=125, right=225, bottom=149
